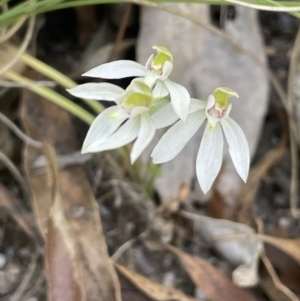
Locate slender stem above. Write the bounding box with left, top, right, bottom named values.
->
left=0, top=0, right=299, bottom=29
left=19, top=51, right=104, bottom=114
left=0, top=150, right=30, bottom=200
left=0, top=112, right=42, bottom=148
left=4, top=70, right=95, bottom=125
left=0, top=16, right=35, bottom=76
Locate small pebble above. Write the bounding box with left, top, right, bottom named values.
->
left=279, top=217, right=291, bottom=229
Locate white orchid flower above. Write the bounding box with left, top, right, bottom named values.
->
left=81, top=46, right=190, bottom=121
left=151, top=87, right=250, bottom=194
left=68, top=79, right=160, bottom=164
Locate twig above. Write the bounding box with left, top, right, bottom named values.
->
left=112, top=238, right=136, bottom=261
left=287, top=26, right=300, bottom=218
left=0, top=111, right=42, bottom=148
left=108, top=4, right=132, bottom=62
left=10, top=250, right=41, bottom=301
left=0, top=150, right=29, bottom=199
left=261, top=248, right=300, bottom=301
left=30, top=151, right=92, bottom=171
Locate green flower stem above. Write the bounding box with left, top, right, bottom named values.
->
left=34, top=0, right=300, bottom=14
left=4, top=70, right=94, bottom=125
left=20, top=52, right=104, bottom=114
left=261, top=0, right=300, bottom=18
left=0, top=0, right=299, bottom=28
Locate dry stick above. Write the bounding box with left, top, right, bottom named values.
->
left=112, top=238, right=136, bottom=261
left=287, top=26, right=300, bottom=218
left=130, top=0, right=299, bottom=143
left=22, top=271, right=44, bottom=301
left=0, top=151, right=29, bottom=199
left=108, top=3, right=132, bottom=62
left=0, top=111, right=42, bottom=148
left=0, top=15, right=35, bottom=76
left=255, top=219, right=299, bottom=301
left=10, top=250, right=41, bottom=301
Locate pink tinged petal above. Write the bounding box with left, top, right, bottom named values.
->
left=130, top=114, right=156, bottom=164
left=205, top=94, right=219, bottom=126
left=144, top=54, right=154, bottom=69
left=220, top=117, right=250, bottom=182
left=205, top=94, right=216, bottom=111
left=152, top=81, right=169, bottom=99
left=151, top=110, right=206, bottom=163
left=196, top=122, right=224, bottom=194
left=164, top=79, right=190, bottom=122
left=83, top=116, right=140, bottom=153
left=151, top=102, right=179, bottom=129
left=82, top=60, right=146, bottom=79
left=67, top=83, right=124, bottom=101
left=158, top=61, right=173, bottom=81
left=82, top=106, right=128, bottom=152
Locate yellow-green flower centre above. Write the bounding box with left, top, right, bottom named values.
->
left=123, top=92, right=152, bottom=108
left=150, top=46, right=173, bottom=71
left=152, top=53, right=171, bottom=70
left=213, top=87, right=238, bottom=109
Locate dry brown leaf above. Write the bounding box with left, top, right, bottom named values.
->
left=115, top=263, right=200, bottom=301
left=263, top=242, right=300, bottom=294
left=43, top=143, right=82, bottom=301
left=166, top=244, right=258, bottom=301
left=260, top=235, right=300, bottom=266
left=20, top=88, right=121, bottom=301
left=261, top=248, right=299, bottom=301
left=46, top=217, right=82, bottom=301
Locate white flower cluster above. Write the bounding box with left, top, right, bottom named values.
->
left=68, top=46, right=250, bottom=193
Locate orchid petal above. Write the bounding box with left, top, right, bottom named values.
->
left=145, top=54, right=154, bottom=69
left=220, top=117, right=250, bottom=182
left=131, top=106, right=149, bottom=117
left=83, top=60, right=146, bottom=79
left=190, top=98, right=206, bottom=113
left=130, top=114, right=155, bottom=164
left=67, top=83, right=124, bottom=101
left=159, top=61, right=173, bottom=81
left=164, top=79, right=190, bottom=122
left=196, top=122, right=224, bottom=194
left=152, top=81, right=169, bottom=99
left=83, top=116, right=140, bottom=153
left=151, top=102, right=179, bottom=129
left=144, top=71, right=160, bottom=88
left=82, top=106, right=127, bottom=152
left=205, top=94, right=216, bottom=111
left=151, top=110, right=206, bottom=163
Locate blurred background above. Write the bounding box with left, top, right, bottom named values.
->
left=0, top=1, right=300, bottom=301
